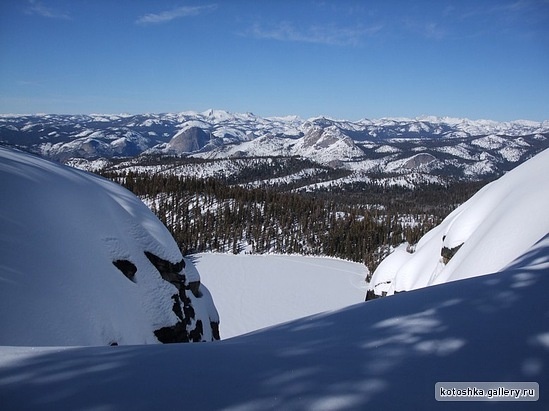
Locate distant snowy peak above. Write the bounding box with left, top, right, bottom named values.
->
left=359, top=116, right=548, bottom=138
left=1, top=110, right=548, bottom=180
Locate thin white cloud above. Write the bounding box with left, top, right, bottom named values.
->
left=248, top=22, right=383, bottom=47
left=450, top=0, right=548, bottom=39
left=460, top=0, right=547, bottom=21
left=25, top=0, right=71, bottom=20
left=403, top=19, right=447, bottom=40
left=136, top=4, right=217, bottom=25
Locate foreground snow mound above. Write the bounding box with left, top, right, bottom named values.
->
left=1, top=235, right=547, bottom=409
left=0, top=147, right=218, bottom=346
left=368, top=148, right=549, bottom=297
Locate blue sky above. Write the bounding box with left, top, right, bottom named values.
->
left=0, top=0, right=548, bottom=121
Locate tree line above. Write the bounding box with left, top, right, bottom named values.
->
left=99, top=167, right=488, bottom=273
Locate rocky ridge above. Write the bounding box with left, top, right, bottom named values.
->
left=1, top=110, right=548, bottom=183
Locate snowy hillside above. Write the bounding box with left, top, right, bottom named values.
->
left=0, top=147, right=219, bottom=345
left=1, top=147, right=548, bottom=409
left=1, top=238, right=547, bottom=409
left=368, top=148, right=549, bottom=297
left=2, top=110, right=548, bottom=181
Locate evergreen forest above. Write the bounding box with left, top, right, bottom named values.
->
left=100, top=157, right=488, bottom=273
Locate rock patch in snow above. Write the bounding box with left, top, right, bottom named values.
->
left=0, top=147, right=219, bottom=346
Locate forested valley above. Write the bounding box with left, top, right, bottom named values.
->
left=100, top=158, right=489, bottom=273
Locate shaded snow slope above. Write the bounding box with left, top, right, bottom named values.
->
left=369, top=148, right=549, bottom=296
left=1, top=235, right=547, bottom=410
left=194, top=253, right=367, bottom=338
left=0, top=147, right=218, bottom=346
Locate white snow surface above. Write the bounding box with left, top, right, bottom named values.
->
left=1, top=236, right=548, bottom=409
left=194, top=253, right=367, bottom=339
left=369, top=148, right=549, bottom=294
left=0, top=147, right=216, bottom=346
left=2, top=146, right=549, bottom=409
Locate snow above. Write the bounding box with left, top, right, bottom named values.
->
left=463, top=159, right=497, bottom=176
left=368, top=243, right=410, bottom=296
left=1, top=241, right=547, bottom=409
left=499, top=146, right=523, bottom=162
left=0, top=147, right=216, bottom=346
left=1, top=146, right=549, bottom=409
left=375, top=144, right=400, bottom=153
left=194, top=253, right=367, bottom=338
left=435, top=143, right=477, bottom=160
left=4, top=112, right=548, bottom=183
left=369, top=148, right=549, bottom=294
left=472, top=134, right=508, bottom=149
left=243, top=167, right=322, bottom=189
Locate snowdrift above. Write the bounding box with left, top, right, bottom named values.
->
left=368, top=148, right=549, bottom=297
left=195, top=253, right=367, bottom=338
left=0, top=147, right=218, bottom=346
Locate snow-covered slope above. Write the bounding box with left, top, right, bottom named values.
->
left=0, top=147, right=218, bottom=346
left=368, top=148, right=549, bottom=297
left=194, top=253, right=367, bottom=338
left=1, top=237, right=547, bottom=409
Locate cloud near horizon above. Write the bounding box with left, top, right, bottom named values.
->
left=136, top=4, right=217, bottom=25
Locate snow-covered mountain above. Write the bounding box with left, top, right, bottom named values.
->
left=368, top=147, right=549, bottom=298
left=1, top=110, right=548, bottom=180
left=0, top=147, right=219, bottom=346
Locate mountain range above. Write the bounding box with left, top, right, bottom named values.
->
left=1, top=110, right=548, bottom=183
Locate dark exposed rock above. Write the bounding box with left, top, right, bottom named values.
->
left=366, top=287, right=404, bottom=301
left=181, top=292, right=196, bottom=326
left=188, top=281, right=202, bottom=297
left=171, top=294, right=184, bottom=322
left=441, top=243, right=464, bottom=264
left=144, top=251, right=219, bottom=343
left=403, top=153, right=437, bottom=169
left=154, top=323, right=189, bottom=344
left=145, top=251, right=192, bottom=342
left=365, top=289, right=381, bottom=301
left=211, top=321, right=220, bottom=341
left=168, top=127, right=210, bottom=153
left=112, top=259, right=137, bottom=282
left=365, top=279, right=391, bottom=301
left=144, top=251, right=185, bottom=286
left=189, top=320, right=204, bottom=342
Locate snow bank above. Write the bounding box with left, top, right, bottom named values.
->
left=0, top=147, right=217, bottom=346
left=194, top=253, right=367, bottom=338
left=1, top=235, right=547, bottom=409
left=368, top=148, right=549, bottom=295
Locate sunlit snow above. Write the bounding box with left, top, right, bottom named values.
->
left=1, top=146, right=548, bottom=410
left=369, top=148, right=549, bottom=294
